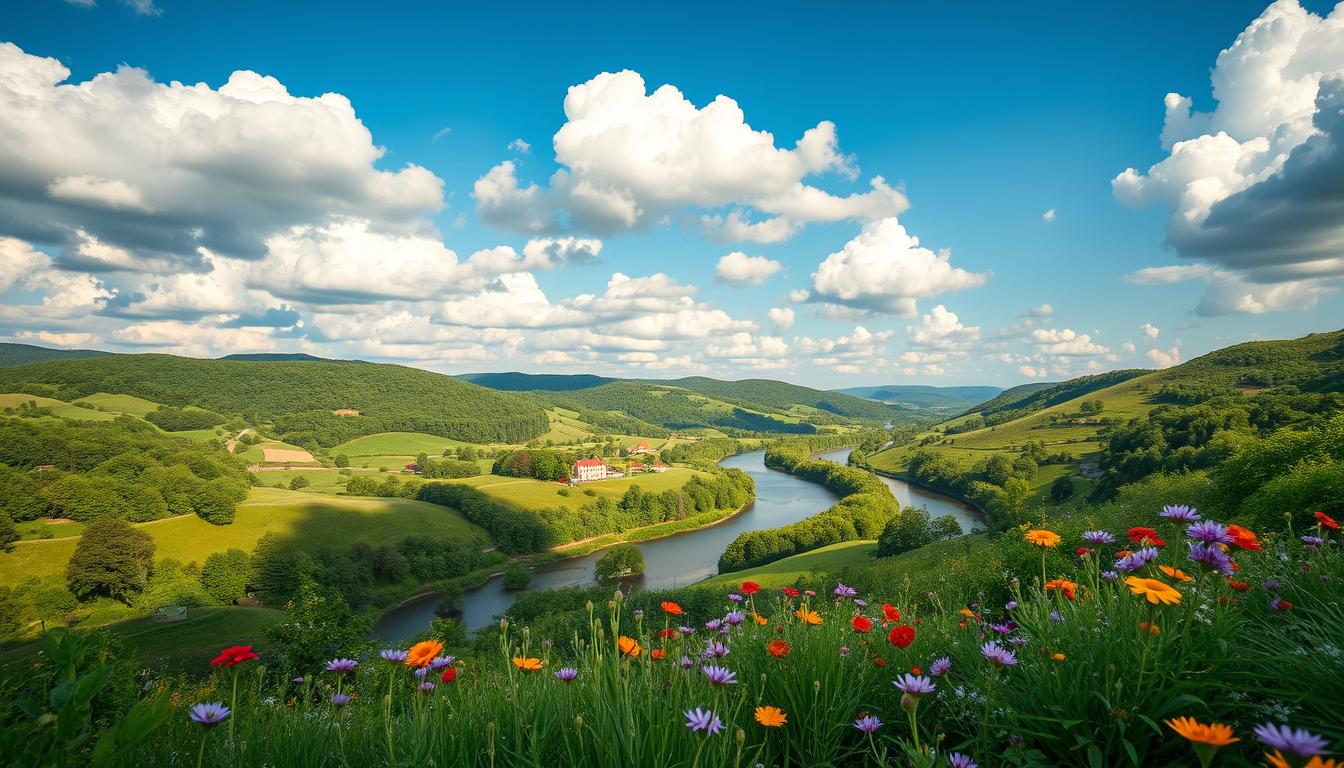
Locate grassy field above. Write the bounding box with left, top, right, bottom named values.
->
left=0, top=487, right=488, bottom=586
left=334, top=431, right=473, bottom=458
left=0, top=606, right=286, bottom=673
left=451, top=467, right=708, bottom=512
left=236, top=439, right=315, bottom=464
left=0, top=393, right=116, bottom=421
left=15, top=518, right=86, bottom=540
left=699, top=540, right=879, bottom=589
left=73, top=391, right=163, bottom=416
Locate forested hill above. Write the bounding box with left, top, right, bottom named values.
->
left=0, top=354, right=549, bottom=447
left=833, top=384, right=1003, bottom=413
left=652, top=377, right=901, bottom=422
left=965, top=370, right=1146, bottom=419
left=457, top=372, right=618, bottom=391
left=0, top=342, right=108, bottom=367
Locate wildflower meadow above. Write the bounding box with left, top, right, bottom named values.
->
left=3, top=505, right=1341, bottom=766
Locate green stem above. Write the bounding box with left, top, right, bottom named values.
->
left=228, top=668, right=238, bottom=743
left=196, top=731, right=208, bottom=768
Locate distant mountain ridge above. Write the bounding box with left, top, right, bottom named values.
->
left=834, top=384, right=1004, bottom=413
left=218, top=353, right=333, bottom=362
left=457, top=372, right=617, bottom=391
left=0, top=342, right=108, bottom=367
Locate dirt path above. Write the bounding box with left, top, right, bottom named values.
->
left=225, top=428, right=254, bottom=454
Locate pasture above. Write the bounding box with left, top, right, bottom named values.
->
left=0, top=393, right=115, bottom=421
left=452, top=466, right=708, bottom=512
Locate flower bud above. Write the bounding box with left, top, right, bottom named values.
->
left=900, top=692, right=918, bottom=714
left=736, top=728, right=745, bottom=744
left=575, top=715, right=584, bottom=729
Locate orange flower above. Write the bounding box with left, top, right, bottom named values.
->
left=1051, top=653, right=1066, bottom=662
left=650, top=649, right=666, bottom=661
left=660, top=601, right=684, bottom=616
left=851, top=616, right=873, bottom=633
left=659, top=628, right=678, bottom=639
left=1226, top=578, right=1250, bottom=592
left=1315, top=510, right=1340, bottom=530
left=794, top=608, right=822, bottom=625
left=1159, top=565, right=1194, bottom=583
left=958, top=608, right=976, bottom=619
left=617, top=636, right=642, bottom=657
left=752, top=612, right=768, bottom=625
left=1267, top=753, right=1341, bottom=768
left=1138, top=621, right=1160, bottom=635
left=882, top=603, right=902, bottom=622
left=740, top=581, right=761, bottom=595
left=1226, top=524, right=1262, bottom=550
left=1124, top=576, right=1182, bottom=605
left=754, top=705, right=787, bottom=727
left=1044, top=578, right=1078, bottom=601
left=1165, top=716, right=1238, bottom=746
left=1024, top=529, right=1061, bottom=548
left=512, top=657, right=543, bottom=671
left=405, top=640, right=444, bottom=668
left=887, top=625, right=915, bottom=648
left=766, top=640, right=791, bottom=658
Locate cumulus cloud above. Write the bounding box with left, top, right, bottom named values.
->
left=1028, top=328, right=1111, bottom=357
left=767, top=306, right=795, bottom=332
left=809, top=217, right=988, bottom=316
left=1147, top=345, right=1182, bottom=368
left=1124, top=262, right=1337, bottom=316
left=507, top=138, right=531, bottom=154
left=1140, top=323, right=1160, bottom=339
left=715, top=251, right=782, bottom=285
left=0, top=43, right=444, bottom=271
left=1025, top=303, right=1054, bottom=317
left=795, top=326, right=893, bottom=372
left=906, top=304, right=980, bottom=351
left=1113, top=1, right=1344, bottom=292
left=472, top=70, right=906, bottom=240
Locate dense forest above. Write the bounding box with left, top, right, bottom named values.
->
left=653, top=376, right=902, bottom=422
left=0, top=354, right=550, bottom=446
left=0, top=416, right=250, bottom=527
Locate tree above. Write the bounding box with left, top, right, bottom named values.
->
left=289, top=476, right=310, bottom=491
left=929, top=514, right=964, bottom=541
left=0, top=511, right=18, bottom=551
left=251, top=532, right=301, bottom=596
left=876, top=508, right=933, bottom=556
left=66, top=518, right=155, bottom=603
left=333, top=453, right=350, bottom=468
left=502, top=565, right=531, bottom=590
left=201, top=549, right=251, bottom=603
left=1050, top=475, right=1076, bottom=503
left=595, top=545, right=644, bottom=580
left=194, top=477, right=246, bottom=525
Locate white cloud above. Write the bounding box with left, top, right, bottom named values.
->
left=796, top=325, right=893, bottom=372
left=1140, top=323, right=1160, bottom=339
left=507, top=138, right=532, bottom=154
left=809, top=217, right=988, bottom=315
left=467, top=236, right=603, bottom=274
left=906, top=304, right=980, bottom=351
left=1146, top=345, right=1181, bottom=368
left=0, top=236, right=49, bottom=294
left=1113, top=2, right=1344, bottom=282
left=715, top=251, right=782, bottom=285
left=1025, top=303, right=1054, bottom=317
left=472, top=70, right=905, bottom=239
left=0, top=43, right=445, bottom=273
left=1042, top=208, right=1055, bottom=222
left=112, top=320, right=279, bottom=357
left=1123, top=340, right=1137, bottom=353
left=767, top=306, right=794, bottom=331
left=1124, top=262, right=1336, bottom=316
left=1018, top=365, right=1047, bottom=379
left=438, top=273, right=588, bottom=329
left=1028, top=328, right=1111, bottom=357
left=700, top=212, right=799, bottom=244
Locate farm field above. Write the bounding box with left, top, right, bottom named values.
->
left=0, top=393, right=115, bottom=421
left=335, top=431, right=474, bottom=458
left=72, top=392, right=163, bottom=416
left=0, top=487, right=488, bottom=587
left=236, top=438, right=315, bottom=464
left=451, top=466, right=708, bottom=512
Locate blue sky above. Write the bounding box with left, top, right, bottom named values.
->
left=0, top=0, right=1340, bottom=387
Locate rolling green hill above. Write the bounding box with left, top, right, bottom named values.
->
left=833, top=384, right=1003, bottom=413
left=655, top=376, right=901, bottom=422
left=0, top=342, right=108, bottom=367
left=0, top=354, right=549, bottom=447
left=457, top=372, right=617, bottom=391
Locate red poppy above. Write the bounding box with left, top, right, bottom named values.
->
left=740, top=581, right=761, bottom=595
left=1127, top=527, right=1166, bottom=547
left=1315, top=511, right=1340, bottom=531
left=651, top=649, right=666, bottom=661
left=767, top=640, right=791, bottom=659
left=659, top=628, right=677, bottom=639
left=872, top=656, right=886, bottom=667
left=887, top=625, right=915, bottom=649
left=1226, top=524, right=1262, bottom=550
left=1226, top=578, right=1250, bottom=592
left=881, top=603, right=902, bottom=622
left=441, top=667, right=457, bottom=683
left=210, top=645, right=258, bottom=667
left=1115, top=549, right=1132, bottom=559
left=851, top=616, right=873, bottom=633
left=781, top=587, right=801, bottom=598
left=911, top=666, right=921, bottom=675
left=1076, top=547, right=1090, bottom=557
left=660, top=601, right=684, bottom=616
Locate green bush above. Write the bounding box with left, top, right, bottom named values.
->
left=595, top=545, right=644, bottom=580
left=65, top=518, right=155, bottom=603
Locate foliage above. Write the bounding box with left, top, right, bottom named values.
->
left=143, top=405, right=225, bottom=431
left=543, top=382, right=820, bottom=435
left=65, top=518, right=155, bottom=603
left=200, top=549, right=251, bottom=603
left=874, top=507, right=961, bottom=556
left=264, top=583, right=372, bottom=675
left=502, top=565, right=531, bottom=590
left=594, top=545, right=644, bottom=580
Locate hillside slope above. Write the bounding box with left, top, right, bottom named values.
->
left=834, top=384, right=1003, bottom=413
left=656, top=376, right=901, bottom=422
left=0, top=354, right=549, bottom=447
left=0, top=342, right=108, bottom=367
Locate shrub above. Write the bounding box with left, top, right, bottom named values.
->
left=201, top=549, right=251, bottom=603
left=595, top=545, right=644, bottom=580
left=502, top=565, right=532, bottom=591
left=65, top=518, right=155, bottom=603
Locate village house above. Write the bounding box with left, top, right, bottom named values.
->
left=571, top=458, right=610, bottom=483
left=628, top=441, right=654, bottom=455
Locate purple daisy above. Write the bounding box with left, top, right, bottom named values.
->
left=325, top=658, right=358, bottom=674
left=929, top=657, right=951, bottom=676
left=418, top=681, right=435, bottom=693
left=1049, top=611, right=1064, bottom=623
left=429, top=656, right=454, bottom=670
left=704, top=619, right=722, bottom=631
left=1008, top=636, right=1029, bottom=647
left=839, top=645, right=851, bottom=657
left=330, top=692, right=352, bottom=707
left=702, top=665, right=737, bottom=686
left=981, top=641, right=1018, bottom=667
left=854, top=598, right=868, bottom=608
left=554, top=667, right=578, bottom=682
left=702, top=641, right=730, bottom=659
left=1263, top=579, right=1282, bottom=591
left=991, top=622, right=1016, bottom=635
left=684, top=707, right=723, bottom=735
left=947, top=753, right=978, bottom=768
left=1186, top=520, right=1233, bottom=545
left=1187, top=542, right=1234, bottom=575
left=292, top=676, right=306, bottom=685
left=727, top=594, right=743, bottom=603
left=853, top=715, right=882, bottom=733
left=892, top=673, right=936, bottom=695
left=1004, top=600, right=1019, bottom=611
left=379, top=649, right=408, bottom=663
left=834, top=582, right=857, bottom=598
left=1160, top=504, right=1201, bottom=523
left=679, top=625, right=695, bottom=636
left=632, top=609, right=644, bottom=620
left=1101, top=570, right=1119, bottom=582
left=1253, top=723, right=1328, bottom=757
left=1082, top=530, right=1116, bottom=546
left=680, top=655, right=694, bottom=669
left=1115, top=547, right=1160, bottom=573
left=723, top=611, right=745, bottom=627
left=188, top=702, right=230, bottom=727
left=1301, top=535, right=1325, bottom=548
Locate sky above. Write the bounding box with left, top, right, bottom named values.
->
left=0, top=0, right=1341, bottom=388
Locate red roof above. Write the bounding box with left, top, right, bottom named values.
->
left=574, top=458, right=605, bottom=468
left=632, top=441, right=650, bottom=450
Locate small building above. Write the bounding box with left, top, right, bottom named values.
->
left=572, top=458, right=608, bottom=483
left=629, top=441, right=654, bottom=455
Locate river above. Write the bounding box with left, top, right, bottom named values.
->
left=372, top=447, right=979, bottom=640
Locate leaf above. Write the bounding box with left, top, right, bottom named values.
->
left=91, top=692, right=171, bottom=764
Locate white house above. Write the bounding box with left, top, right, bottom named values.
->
left=572, top=458, right=608, bottom=483
left=629, top=441, right=654, bottom=455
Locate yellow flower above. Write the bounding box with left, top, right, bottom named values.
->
left=1043, top=578, right=1078, bottom=601
left=1165, top=716, right=1238, bottom=746
left=512, top=657, right=544, bottom=671
left=1024, top=529, right=1061, bottom=548
left=1124, top=576, right=1182, bottom=606
left=617, top=635, right=642, bottom=657
left=752, top=612, right=768, bottom=626
left=1159, top=565, right=1194, bottom=583
left=754, top=705, right=787, bottom=727
left=794, top=608, right=822, bottom=625
left=1267, top=752, right=1340, bottom=768
left=1052, top=653, right=1066, bottom=662
left=405, top=640, right=444, bottom=668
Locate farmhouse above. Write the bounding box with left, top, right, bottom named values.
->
left=628, top=460, right=668, bottom=474
left=629, top=441, right=654, bottom=455
left=571, top=458, right=620, bottom=483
